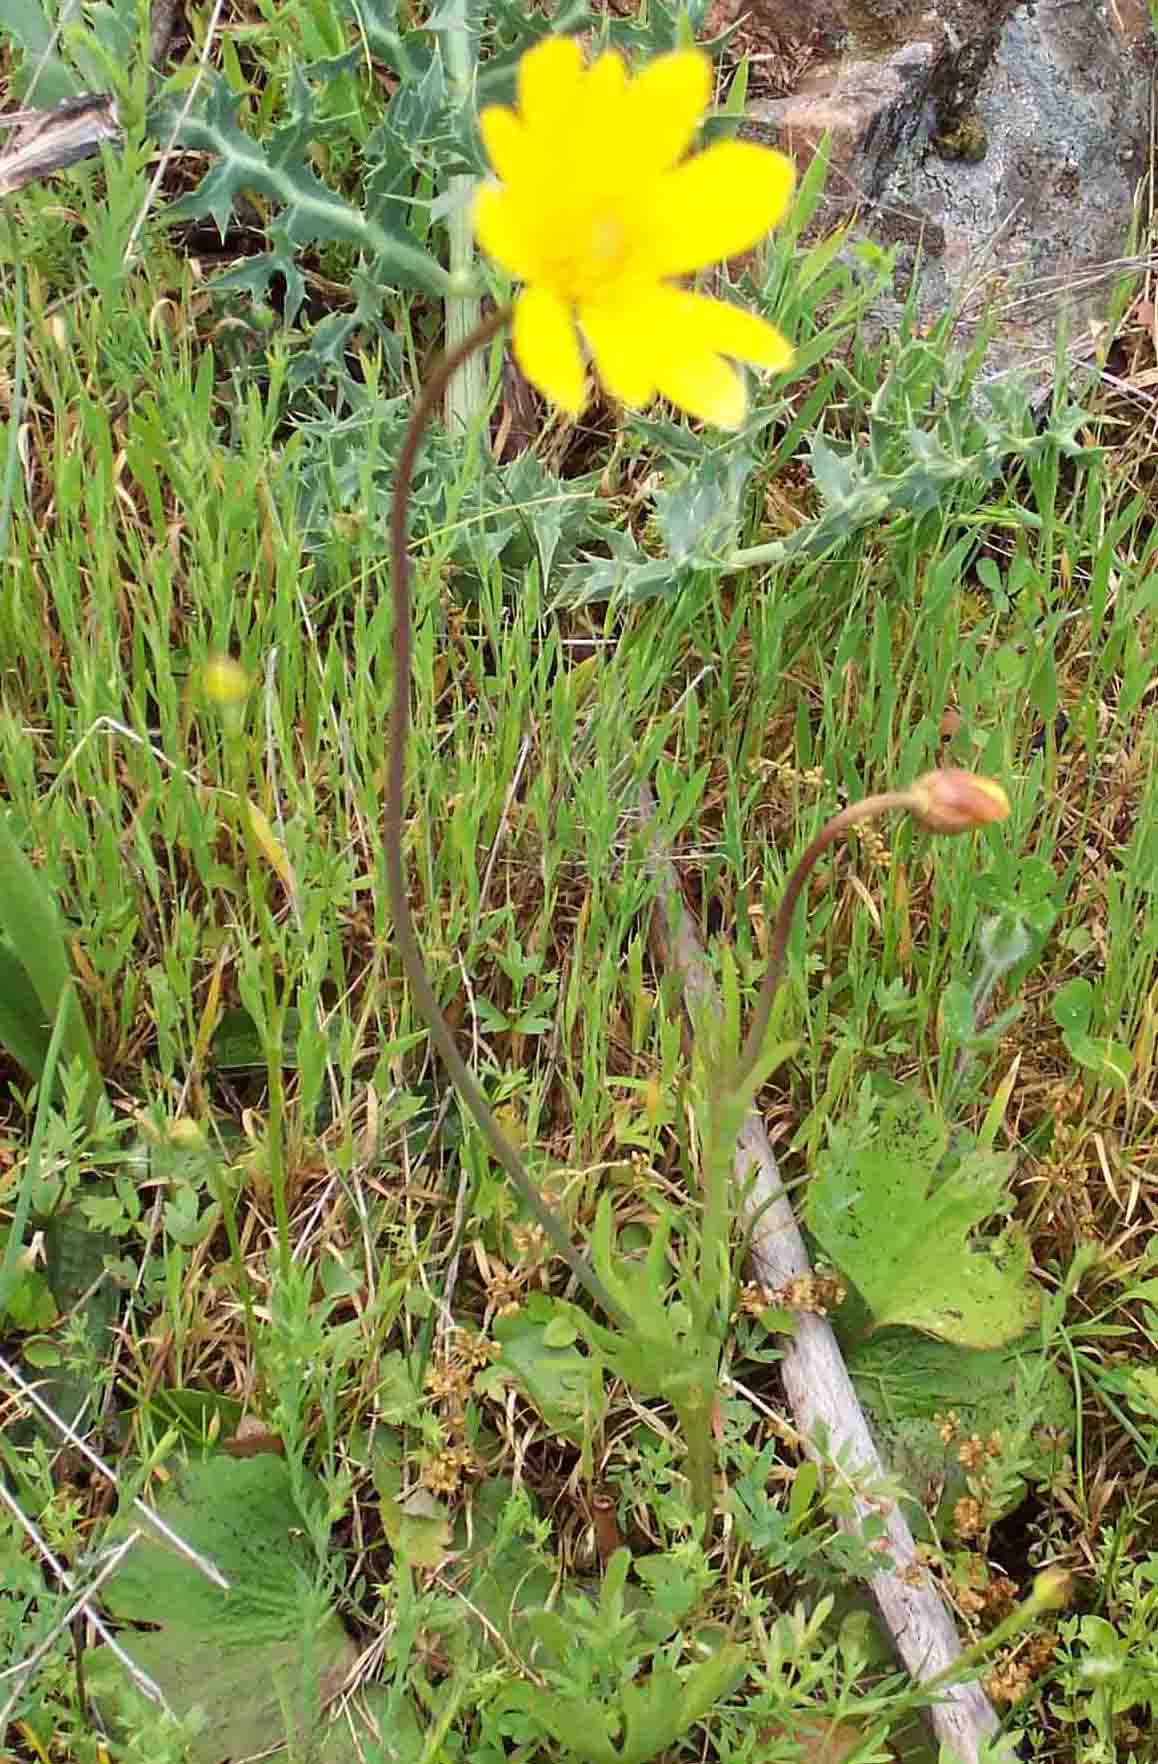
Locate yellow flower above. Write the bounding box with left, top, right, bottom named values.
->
left=473, top=36, right=795, bottom=428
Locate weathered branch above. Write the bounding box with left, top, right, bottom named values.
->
left=0, top=95, right=120, bottom=196
left=639, top=781, right=1007, bottom=1764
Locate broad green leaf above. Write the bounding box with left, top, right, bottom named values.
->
left=369, top=1348, right=425, bottom=1424
left=1, top=0, right=77, bottom=102
left=1053, top=979, right=1133, bottom=1088
left=211, top=1004, right=342, bottom=1071
left=1063, top=1032, right=1134, bottom=1090
left=0, top=812, right=103, bottom=1108
left=32, top=1209, right=120, bottom=1432
left=0, top=1254, right=56, bottom=1329
left=848, top=1328, right=1073, bottom=1526
left=380, top=1484, right=452, bottom=1569
left=1053, top=977, right=1093, bottom=1036
left=481, top=1296, right=606, bottom=1442
left=0, top=942, right=52, bottom=1077
left=807, top=1088, right=1038, bottom=1347
left=508, top=1646, right=745, bottom=1764
left=95, top=1456, right=357, bottom=1764
left=445, top=1477, right=556, bottom=1662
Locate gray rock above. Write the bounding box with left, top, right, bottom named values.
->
left=749, top=0, right=1156, bottom=389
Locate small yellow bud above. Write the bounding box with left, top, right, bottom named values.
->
left=202, top=656, right=250, bottom=706
left=908, top=769, right=1010, bottom=835
left=1030, top=1568, right=1071, bottom=1611
left=168, top=1117, right=204, bottom=1148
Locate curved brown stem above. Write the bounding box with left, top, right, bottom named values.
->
left=386, top=308, right=622, bottom=1322
left=733, top=792, right=912, bottom=1097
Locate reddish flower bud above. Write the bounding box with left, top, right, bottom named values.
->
left=908, top=769, right=1010, bottom=835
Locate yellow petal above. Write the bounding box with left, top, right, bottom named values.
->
left=578, top=291, right=657, bottom=408
left=518, top=35, right=584, bottom=135
left=472, top=182, right=542, bottom=280
left=649, top=141, right=796, bottom=273
left=621, top=50, right=711, bottom=175
left=674, top=290, right=794, bottom=370
left=582, top=49, right=629, bottom=119
left=513, top=285, right=586, bottom=414
left=655, top=352, right=748, bottom=428
left=580, top=283, right=790, bottom=418
left=478, top=105, right=527, bottom=183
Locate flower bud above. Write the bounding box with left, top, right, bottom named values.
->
left=908, top=769, right=1010, bottom=835
left=1030, top=1568, right=1071, bottom=1611
left=202, top=656, right=250, bottom=707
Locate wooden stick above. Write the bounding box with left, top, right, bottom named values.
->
left=0, top=95, right=121, bottom=197
left=639, top=782, right=1006, bottom=1764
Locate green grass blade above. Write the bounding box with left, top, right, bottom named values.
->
left=0, top=810, right=104, bottom=1110
left=0, top=987, right=68, bottom=1320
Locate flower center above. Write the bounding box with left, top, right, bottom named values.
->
left=546, top=205, right=632, bottom=304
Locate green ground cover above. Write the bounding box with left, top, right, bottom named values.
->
left=3, top=3, right=1158, bottom=1760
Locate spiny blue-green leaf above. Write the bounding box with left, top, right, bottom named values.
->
left=211, top=250, right=308, bottom=327
left=364, top=48, right=447, bottom=206
left=157, top=73, right=448, bottom=297
left=338, top=0, right=428, bottom=79
left=655, top=447, right=756, bottom=567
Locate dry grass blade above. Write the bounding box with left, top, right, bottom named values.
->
left=0, top=1352, right=230, bottom=1591
left=0, top=1529, right=142, bottom=1728
left=638, top=783, right=1005, bottom=1764
left=0, top=1477, right=169, bottom=1713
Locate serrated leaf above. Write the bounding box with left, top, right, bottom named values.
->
left=371, top=1349, right=425, bottom=1424
left=156, top=73, right=448, bottom=302
left=494, top=452, right=605, bottom=584
left=557, top=553, right=688, bottom=605
left=807, top=1088, right=1038, bottom=1347
left=96, top=1456, right=356, bottom=1764
left=654, top=448, right=755, bottom=567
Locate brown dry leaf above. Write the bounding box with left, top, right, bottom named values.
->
left=246, top=801, right=299, bottom=901
left=758, top=1718, right=881, bottom=1763
left=223, top=1414, right=285, bottom=1457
